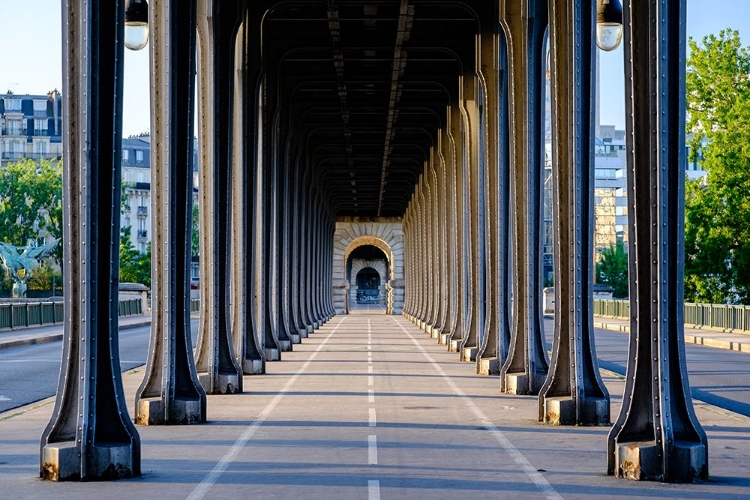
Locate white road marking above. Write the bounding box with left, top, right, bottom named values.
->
left=368, top=375, right=374, bottom=386
left=368, top=435, right=378, bottom=464
left=0, top=395, right=11, bottom=401
left=187, top=317, right=348, bottom=500
left=391, top=317, right=563, bottom=500
left=368, top=365, right=373, bottom=374
left=368, top=480, right=381, bottom=500
left=369, top=408, right=377, bottom=427
left=368, top=389, right=375, bottom=403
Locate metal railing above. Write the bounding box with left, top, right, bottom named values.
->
left=0, top=298, right=142, bottom=331
left=593, top=299, right=750, bottom=333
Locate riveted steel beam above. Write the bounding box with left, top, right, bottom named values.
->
left=231, top=11, right=265, bottom=375
left=41, top=0, right=140, bottom=480
left=194, top=0, right=243, bottom=394
left=607, top=0, right=708, bottom=482
left=538, top=0, right=609, bottom=426
left=499, top=0, right=550, bottom=395
left=135, top=0, right=207, bottom=425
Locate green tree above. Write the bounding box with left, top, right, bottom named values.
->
left=192, top=203, right=200, bottom=257
left=596, top=242, right=629, bottom=299
left=0, top=159, right=63, bottom=261
left=684, top=29, right=750, bottom=303
left=120, top=228, right=151, bottom=287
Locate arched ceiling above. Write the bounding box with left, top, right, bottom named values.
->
left=258, top=0, right=488, bottom=217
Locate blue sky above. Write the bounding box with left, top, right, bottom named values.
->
left=1, top=1, right=749, bottom=136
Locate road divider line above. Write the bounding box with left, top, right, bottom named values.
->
left=187, top=317, right=348, bottom=500
left=368, top=365, right=373, bottom=374
left=368, top=389, right=375, bottom=403
left=368, top=479, right=380, bottom=500
left=390, top=317, right=562, bottom=500
left=369, top=408, right=377, bottom=427
left=368, top=435, right=378, bottom=464
left=368, top=375, right=374, bottom=386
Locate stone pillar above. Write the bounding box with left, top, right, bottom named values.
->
left=40, top=0, right=139, bottom=480
left=388, top=279, right=405, bottom=315
left=135, top=0, right=207, bottom=425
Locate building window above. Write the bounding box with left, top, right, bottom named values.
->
left=135, top=150, right=144, bottom=165
left=34, top=119, right=47, bottom=136
left=122, top=149, right=129, bottom=162
left=7, top=119, right=21, bottom=135
left=3, top=98, right=21, bottom=111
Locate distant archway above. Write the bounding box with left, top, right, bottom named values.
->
left=332, top=220, right=404, bottom=314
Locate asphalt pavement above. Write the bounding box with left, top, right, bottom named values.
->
left=1, top=314, right=749, bottom=499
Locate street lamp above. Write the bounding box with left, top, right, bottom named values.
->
left=124, top=0, right=149, bottom=51
left=596, top=0, right=623, bottom=51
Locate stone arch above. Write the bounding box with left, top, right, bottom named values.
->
left=332, top=220, right=404, bottom=315
left=350, top=260, right=388, bottom=306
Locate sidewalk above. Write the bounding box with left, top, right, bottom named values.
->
left=593, top=316, right=750, bottom=354
left=1, top=314, right=748, bottom=499
left=0, top=314, right=152, bottom=350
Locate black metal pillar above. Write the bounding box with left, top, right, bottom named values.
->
left=538, top=0, right=609, bottom=426
left=231, top=11, right=265, bottom=375
left=135, top=0, right=207, bottom=425
left=607, top=0, right=708, bottom=482
left=499, top=0, right=550, bottom=395
left=195, top=0, right=243, bottom=394
left=41, top=0, right=140, bottom=480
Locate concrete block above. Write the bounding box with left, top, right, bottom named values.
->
left=136, top=397, right=204, bottom=425
left=478, top=357, right=500, bottom=375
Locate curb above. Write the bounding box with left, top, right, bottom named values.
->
left=0, top=318, right=152, bottom=351
left=595, top=321, right=750, bottom=354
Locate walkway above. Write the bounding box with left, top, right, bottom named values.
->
left=2, top=315, right=749, bottom=498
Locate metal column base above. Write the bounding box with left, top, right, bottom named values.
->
left=430, top=328, right=441, bottom=340
left=136, top=397, right=204, bottom=426
left=503, top=372, right=546, bottom=395
left=291, top=334, right=301, bottom=344
left=478, top=357, right=500, bottom=375
left=243, top=358, right=265, bottom=375
left=298, top=329, right=309, bottom=339
left=614, top=441, right=707, bottom=482
left=448, top=339, right=461, bottom=352
left=438, top=332, right=451, bottom=345
left=280, top=340, right=292, bottom=351
left=198, top=373, right=241, bottom=394
left=41, top=441, right=137, bottom=481
left=461, top=345, right=477, bottom=361
left=265, top=348, right=281, bottom=361
left=542, top=396, right=609, bottom=426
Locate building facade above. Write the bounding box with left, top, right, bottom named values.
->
left=0, top=91, right=63, bottom=167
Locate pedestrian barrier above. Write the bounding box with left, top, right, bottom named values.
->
left=0, top=299, right=143, bottom=331
left=594, top=299, right=750, bottom=333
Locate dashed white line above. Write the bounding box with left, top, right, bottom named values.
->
left=368, top=480, right=380, bottom=500
left=390, top=317, right=563, bottom=500
left=368, top=365, right=373, bottom=374
left=368, top=389, right=375, bottom=403
left=0, top=395, right=11, bottom=402
left=368, top=375, right=374, bottom=386
left=368, top=435, right=378, bottom=464
left=369, top=408, right=377, bottom=427
left=187, top=317, right=348, bottom=500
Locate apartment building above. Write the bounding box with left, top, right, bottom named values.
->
left=0, top=91, right=63, bottom=167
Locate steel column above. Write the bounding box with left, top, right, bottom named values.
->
left=538, top=0, right=609, bottom=426
left=231, top=12, right=265, bottom=375
left=41, top=0, right=140, bottom=480
left=135, top=0, right=207, bottom=425
left=499, top=0, right=550, bottom=395
left=607, top=0, right=708, bottom=482
left=195, top=0, right=243, bottom=394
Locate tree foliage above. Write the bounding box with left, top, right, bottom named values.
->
left=596, top=242, right=629, bottom=299
left=685, top=29, right=750, bottom=303
left=120, top=228, right=151, bottom=287
left=0, top=159, right=63, bottom=261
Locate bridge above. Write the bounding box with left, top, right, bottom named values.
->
left=0, top=0, right=729, bottom=492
